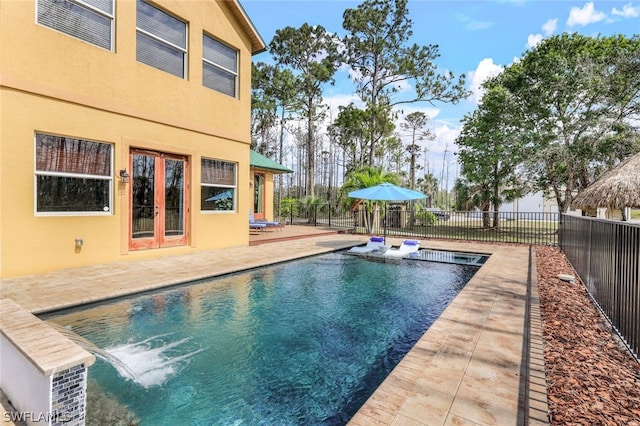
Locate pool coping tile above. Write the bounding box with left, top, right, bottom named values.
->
left=349, top=241, right=548, bottom=425
left=0, top=235, right=549, bottom=425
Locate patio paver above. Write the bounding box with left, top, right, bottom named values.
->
left=0, top=232, right=548, bottom=425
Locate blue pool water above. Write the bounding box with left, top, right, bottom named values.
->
left=47, top=252, right=478, bottom=425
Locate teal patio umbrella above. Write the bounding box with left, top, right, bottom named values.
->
left=348, top=183, right=427, bottom=244
left=205, top=189, right=233, bottom=201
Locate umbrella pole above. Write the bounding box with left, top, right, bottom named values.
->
left=384, top=201, right=387, bottom=245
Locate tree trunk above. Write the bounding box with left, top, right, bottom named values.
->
left=368, top=112, right=376, bottom=166
left=552, top=186, right=564, bottom=214
left=368, top=74, right=379, bottom=166
left=492, top=178, right=500, bottom=228
left=277, top=107, right=286, bottom=206
left=482, top=202, right=491, bottom=228
left=306, top=100, right=315, bottom=198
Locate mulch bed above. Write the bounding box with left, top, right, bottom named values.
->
left=535, top=246, right=640, bottom=425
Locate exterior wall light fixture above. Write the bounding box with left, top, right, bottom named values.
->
left=119, top=169, right=130, bottom=183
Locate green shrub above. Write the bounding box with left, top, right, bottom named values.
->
left=415, top=211, right=438, bottom=225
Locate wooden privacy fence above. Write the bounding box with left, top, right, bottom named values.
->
left=559, top=214, right=640, bottom=360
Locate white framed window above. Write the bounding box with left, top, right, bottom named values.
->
left=203, top=33, right=238, bottom=97
left=136, top=0, right=187, bottom=78
left=201, top=158, right=236, bottom=212
left=35, top=133, right=113, bottom=215
left=36, top=0, right=114, bottom=50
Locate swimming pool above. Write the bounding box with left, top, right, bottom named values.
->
left=45, top=252, right=479, bottom=425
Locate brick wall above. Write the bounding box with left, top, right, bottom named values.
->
left=51, top=364, right=87, bottom=426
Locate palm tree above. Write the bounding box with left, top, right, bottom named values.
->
left=417, top=173, right=439, bottom=207
left=454, top=178, right=492, bottom=228
left=300, top=196, right=322, bottom=224
left=340, top=166, right=400, bottom=233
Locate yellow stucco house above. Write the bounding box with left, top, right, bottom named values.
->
left=0, top=0, right=266, bottom=278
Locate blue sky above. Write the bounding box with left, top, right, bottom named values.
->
left=241, top=0, right=639, bottom=187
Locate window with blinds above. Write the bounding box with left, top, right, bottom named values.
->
left=203, top=34, right=238, bottom=97
left=201, top=158, right=237, bottom=212
left=35, top=133, right=113, bottom=214
left=36, top=0, right=114, bottom=50
left=136, top=0, right=187, bottom=78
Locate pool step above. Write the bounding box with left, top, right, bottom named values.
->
left=346, top=247, right=489, bottom=266
left=412, top=249, right=489, bottom=265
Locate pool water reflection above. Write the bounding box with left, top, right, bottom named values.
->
left=47, top=252, right=479, bottom=425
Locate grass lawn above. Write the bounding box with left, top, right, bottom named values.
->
left=378, top=214, right=559, bottom=245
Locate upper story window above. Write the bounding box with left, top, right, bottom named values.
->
left=36, top=0, right=114, bottom=50
left=201, top=158, right=236, bottom=212
left=203, top=34, right=238, bottom=97
left=35, top=133, right=113, bottom=215
left=136, top=0, right=187, bottom=78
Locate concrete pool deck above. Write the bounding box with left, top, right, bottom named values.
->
left=0, top=234, right=549, bottom=425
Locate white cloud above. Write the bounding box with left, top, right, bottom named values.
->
left=567, top=2, right=607, bottom=27
left=393, top=78, right=414, bottom=94
left=466, top=20, right=493, bottom=31
left=325, top=93, right=362, bottom=110
left=394, top=105, right=441, bottom=125
left=527, top=34, right=544, bottom=49
left=542, top=18, right=558, bottom=36
left=392, top=105, right=441, bottom=153
left=467, top=58, right=504, bottom=105
left=347, top=67, right=363, bottom=83
left=434, top=125, right=460, bottom=152
left=526, top=18, right=557, bottom=50
left=320, top=93, right=363, bottom=128
left=612, top=2, right=639, bottom=17
left=456, top=13, right=493, bottom=31
left=427, top=124, right=461, bottom=188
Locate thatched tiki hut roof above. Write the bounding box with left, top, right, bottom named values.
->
left=573, top=152, right=640, bottom=210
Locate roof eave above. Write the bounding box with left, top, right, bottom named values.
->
left=227, top=0, right=267, bottom=55
left=252, top=165, right=293, bottom=174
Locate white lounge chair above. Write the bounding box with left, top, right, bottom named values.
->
left=383, top=239, right=420, bottom=258
left=348, top=236, right=386, bottom=253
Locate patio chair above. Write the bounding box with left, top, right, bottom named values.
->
left=250, top=222, right=267, bottom=233
left=347, top=236, right=386, bottom=254
left=383, top=239, right=420, bottom=258
left=249, top=210, right=282, bottom=232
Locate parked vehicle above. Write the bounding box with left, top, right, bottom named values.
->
left=424, top=208, right=450, bottom=221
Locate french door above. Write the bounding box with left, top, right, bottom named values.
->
left=253, top=172, right=265, bottom=220
left=129, top=149, right=189, bottom=250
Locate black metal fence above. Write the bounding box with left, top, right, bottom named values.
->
left=559, top=215, right=640, bottom=360
left=275, top=202, right=559, bottom=245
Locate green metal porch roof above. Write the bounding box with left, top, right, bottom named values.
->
left=250, top=150, right=293, bottom=173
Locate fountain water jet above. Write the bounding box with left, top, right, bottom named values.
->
left=46, top=322, right=205, bottom=388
